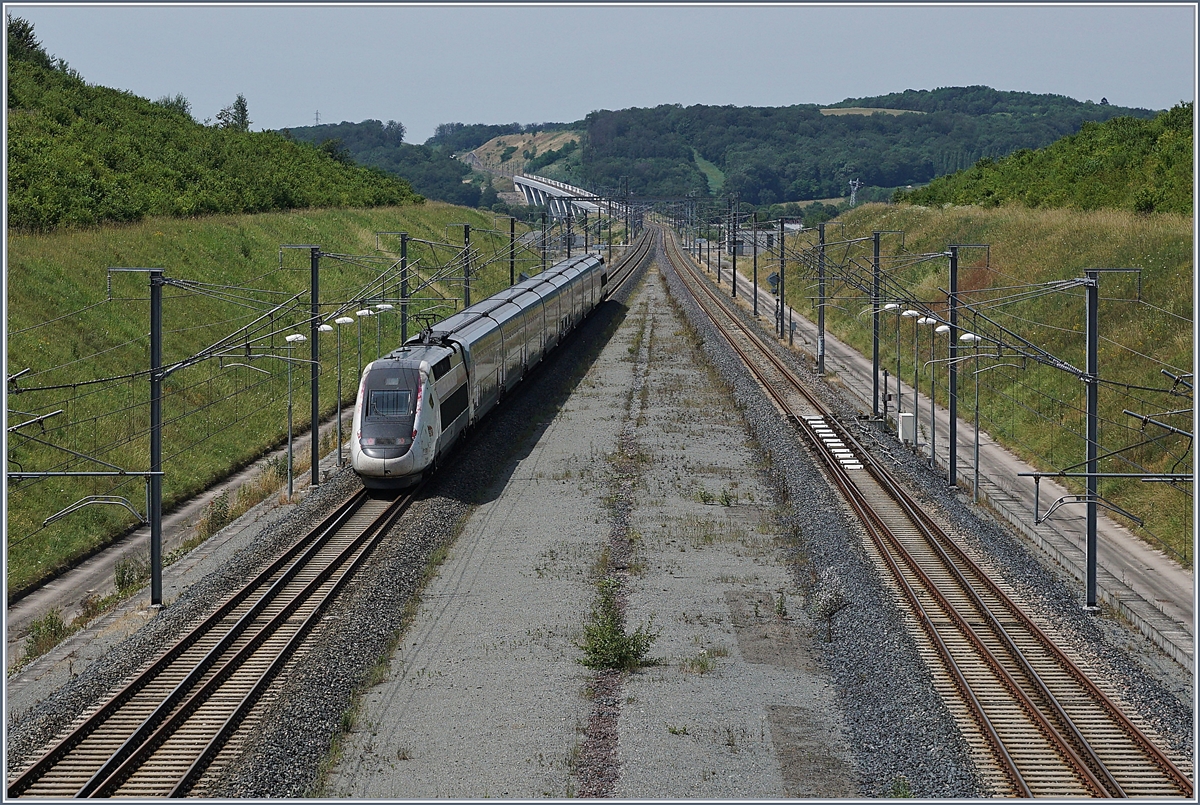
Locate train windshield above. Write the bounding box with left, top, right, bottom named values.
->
left=360, top=365, right=420, bottom=457
left=363, top=370, right=418, bottom=420
left=368, top=389, right=412, bottom=418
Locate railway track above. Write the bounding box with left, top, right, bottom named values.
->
left=8, top=238, right=653, bottom=800
left=8, top=487, right=416, bottom=798
left=657, top=224, right=1193, bottom=798
left=606, top=228, right=655, bottom=297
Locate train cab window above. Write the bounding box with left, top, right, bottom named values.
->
left=432, top=356, right=452, bottom=381
left=368, top=389, right=412, bottom=418
left=363, top=368, right=419, bottom=420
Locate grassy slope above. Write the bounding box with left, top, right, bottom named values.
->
left=691, top=149, right=725, bottom=194
left=6, top=203, right=543, bottom=595
left=786, top=203, right=1193, bottom=561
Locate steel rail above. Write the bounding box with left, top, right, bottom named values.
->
left=605, top=229, right=655, bottom=298
left=658, top=225, right=1192, bottom=798
left=108, top=493, right=416, bottom=797
left=7, top=488, right=422, bottom=799
left=877, top=456, right=1194, bottom=795
left=6, top=489, right=370, bottom=798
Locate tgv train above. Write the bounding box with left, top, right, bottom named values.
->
left=350, top=253, right=608, bottom=488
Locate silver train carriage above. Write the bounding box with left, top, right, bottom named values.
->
left=350, top=253, right=609, bottom=488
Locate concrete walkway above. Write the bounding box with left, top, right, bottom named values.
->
left=707, top=255, right=1194, bottom=672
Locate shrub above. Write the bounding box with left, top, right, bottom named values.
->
left=577, top=578, right=658, bottom=670
left=24, top=609, right=72, bottom=661
left=114, top=554, right=150, bottom=594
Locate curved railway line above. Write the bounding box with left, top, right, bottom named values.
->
left=656, top=223, right=1193, bottom=799
left=7, top=235, right=655, bottom=800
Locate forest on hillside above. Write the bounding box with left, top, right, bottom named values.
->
left=281, top=119, right=485, bottom=207
left=572, top=88, right=1157, bottom=204
left=5, top=18, right=420, bottom=232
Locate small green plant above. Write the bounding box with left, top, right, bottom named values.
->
left=697, top=489, right=714, bottom=505
left=576, top=578, right=659, bottom=670
left=24, top=608, right=72, bottom=661
left=265, top=455, right=288, bottom=481
left=888, top=774, right=914, bottom=798
left=681, top=651, right=716, bottom=675
left=810, top=570, right=849, bottom=642
left=719, top=488, right=735, bottom=507
left=114, top=554, right=151, bottom=594
left=775, top=592, right=788, bottom=618
left=667, top=724, right=689, bottom=736
left=199, top=490, right=231, bottom=538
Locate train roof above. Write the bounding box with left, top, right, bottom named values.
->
left=407, top=253, right=604, bottom=347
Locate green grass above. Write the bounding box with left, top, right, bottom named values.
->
left=782, top=203, right=1193, bottom=562
left=691, top=149, right=725, bottom=194
left=6, top=203, right=547, bottom=595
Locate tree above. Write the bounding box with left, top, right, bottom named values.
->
left=153, top=93, right=192, bottom=119
left=319, top=138, right=352, bottom=164
left=7, top=16, right=53, bottom=69
left=480, top=178, right=498, bottom=208
left=216, top=93, right=251, bottom=131
left=383, top=119, right=406, bottom=145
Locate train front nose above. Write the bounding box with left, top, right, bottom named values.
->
left=357, top=364, right=423, bottom=485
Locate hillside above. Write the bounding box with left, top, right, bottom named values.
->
left=894, top=103, right=1193, bottom=214
left=280, top=120, right=484, bottom=207
left=793, top=203, right=1192, bottom=561
left=469, top=130, right=582, bottom=175
left=5, top=19, right=420, bottom=232
left=423, top=120, right=575, bottom=154
left=6, top=203, right=540, bottom=597
left=571, top=87, right=1156, bottom=204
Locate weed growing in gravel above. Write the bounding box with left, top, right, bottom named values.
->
left=775, top=592, right=788, bottom=619
left=720, top=488, right=736, bottom=507
left=809, top=569, right=849, bottom=642
left=697, top=489, right=715, bottom=504
left=889, top=774, right=914, bottom=797
left=667, top=724, right=689, bottom=735
left=681, top=651, right=716, bottom=674
left=23, top=608, right=72, bottom=662
left=576, top=578, right=659, bottom=670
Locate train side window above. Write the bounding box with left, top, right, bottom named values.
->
left=432, top=356, right=452, bottom=381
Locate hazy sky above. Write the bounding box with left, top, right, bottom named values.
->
left=8, top=3, right=1196, bottom=143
